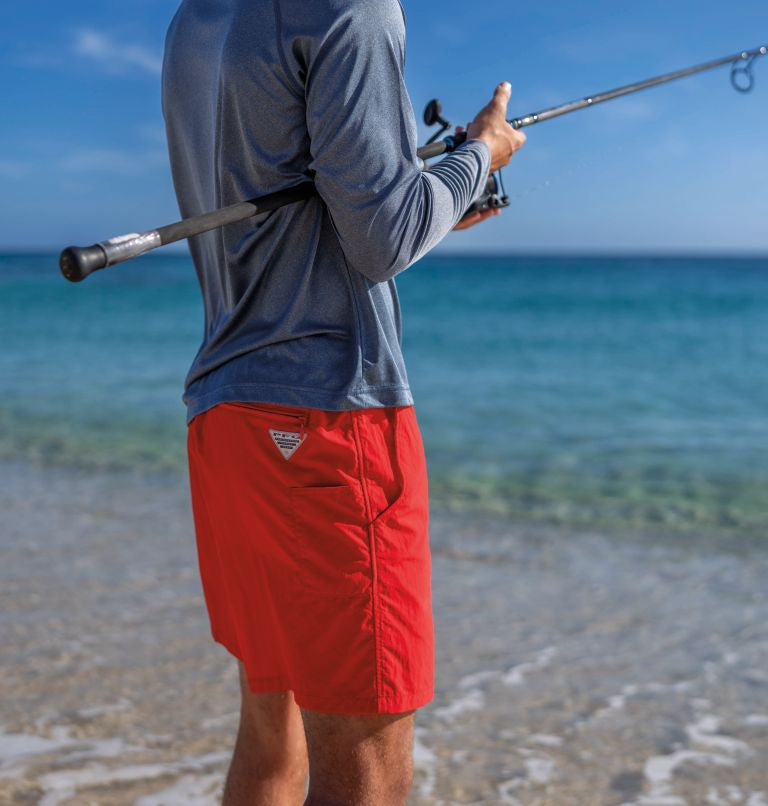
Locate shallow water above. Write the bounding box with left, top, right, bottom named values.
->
left=3, top=252, right=768, bottom=538
left=1, top=461, right=766, bottom=805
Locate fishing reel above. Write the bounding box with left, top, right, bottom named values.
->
left=422, top=98, right=510, bottom=222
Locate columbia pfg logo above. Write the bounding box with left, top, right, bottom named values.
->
left=269, top=429, right=306, bottom=460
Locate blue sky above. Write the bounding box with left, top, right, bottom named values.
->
left=2, top=0, right=766, bottom=253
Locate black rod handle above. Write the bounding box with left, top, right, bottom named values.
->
left=59, top=231, right=162, bottom=282
left=59, top=184, right=316, bottom=283
left=416, top=130, right=468, bottom=161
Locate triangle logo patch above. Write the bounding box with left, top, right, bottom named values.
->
left=269, top=429, right=306, bottom=461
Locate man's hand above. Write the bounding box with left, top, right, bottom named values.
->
left=467, top=82, right=526, bottom=173
left=453, top=207, right=500, bottom=231
left=451, top=124, right=503, bottom=231
left=452, top=84, right=526, bottom=231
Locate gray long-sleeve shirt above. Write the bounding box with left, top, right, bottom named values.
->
left=162, top=0, right=491, bottom=423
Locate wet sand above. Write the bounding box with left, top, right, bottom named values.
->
left=1, top=460, right=767, bottom=805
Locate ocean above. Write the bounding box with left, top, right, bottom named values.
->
left=2, top=252, right=767, bottom=540
left=3, top=251, right=768, bottom=803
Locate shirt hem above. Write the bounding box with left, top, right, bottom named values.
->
left=184, top=382, right=414, bottom=425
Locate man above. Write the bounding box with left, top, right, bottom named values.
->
left=162, top=0, right=525, bottom=802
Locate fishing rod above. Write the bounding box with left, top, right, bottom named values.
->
left=417, top=44, right=767, bottom=158
left=60, top=44, right=766, bottom=283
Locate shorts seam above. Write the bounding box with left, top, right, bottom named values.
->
left=350, top=410, right=382, bottom=710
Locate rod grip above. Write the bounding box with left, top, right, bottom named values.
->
left=59, top=231, right=162, bottom=283
left=416, top=130, right=469, bottom=161
left=59, top=245, right=108, bottom=283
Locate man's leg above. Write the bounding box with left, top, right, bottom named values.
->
left=301, top=708, right=416, bottom=806
left=222, top=661, right=309, bottom=806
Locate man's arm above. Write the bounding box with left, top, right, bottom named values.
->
left=300, top=0, right=492, bottom=284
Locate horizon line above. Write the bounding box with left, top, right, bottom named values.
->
left=3, top=248, right=768, bottom=260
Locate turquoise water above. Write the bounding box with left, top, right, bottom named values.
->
left=2, top=252, right=767, bottom=537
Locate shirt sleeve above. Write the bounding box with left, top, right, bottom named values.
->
left=301, top=0, right=491, bottom=284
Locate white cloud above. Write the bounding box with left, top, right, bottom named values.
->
left=0, top=160, right=31, bottom=178
left=136, top=122, right=168, bottom=145
left=59, top=148, right=166, bottom=174
left=73, top=29, right=162, bottom=76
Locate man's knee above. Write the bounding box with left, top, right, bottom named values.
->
left=301, top=709, right=415, bottom=805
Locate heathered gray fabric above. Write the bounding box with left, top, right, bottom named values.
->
left=162, top=0, right=491, bottom=423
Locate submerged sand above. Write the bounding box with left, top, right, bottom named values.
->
left=1, top=461, right=767, bottom=805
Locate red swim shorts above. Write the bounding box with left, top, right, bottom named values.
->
left=186, top=401, right=433, bottom=714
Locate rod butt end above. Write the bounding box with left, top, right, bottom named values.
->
left=59, top=245, right=108, bottom=283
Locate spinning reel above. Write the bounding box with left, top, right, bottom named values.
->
left=422, top=99, right=510, bottom=222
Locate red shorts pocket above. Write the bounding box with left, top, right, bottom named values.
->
left=289, top=484, right=372, bottom=598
